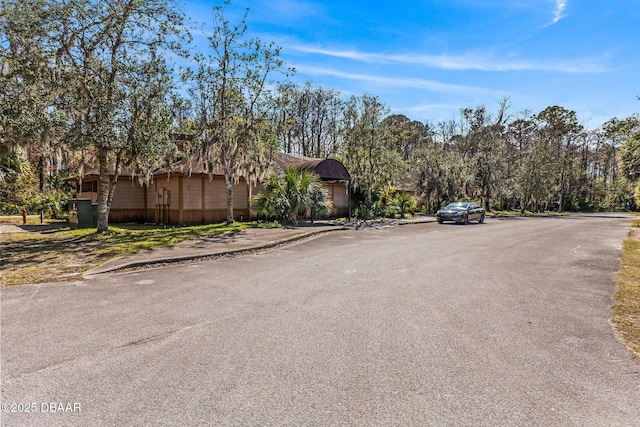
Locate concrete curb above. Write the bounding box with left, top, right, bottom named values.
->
left=83, top=226, right=348, bottom=277
left=83, top=217, right=437, bottom=278
left=398, top=217, right=436, bottom=226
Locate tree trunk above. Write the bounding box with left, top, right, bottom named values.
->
left=38, top=155, right=45, bottom=223
left=97, top=157, right=111, bottom=233
left=225, top=172, right=234, bottom=224
left=557, top=155, right=566, bottom=213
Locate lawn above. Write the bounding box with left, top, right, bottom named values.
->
left=0, top=221, right=277, bottom=286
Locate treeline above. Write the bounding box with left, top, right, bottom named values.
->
left=264, top=87, right=640, bottom=213
left=2, top=1, right=639, bottom=231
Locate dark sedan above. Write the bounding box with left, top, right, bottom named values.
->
left=436, top=202, right=485, bottom=224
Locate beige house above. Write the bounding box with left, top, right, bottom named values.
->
left=270, top=152, right=351, bottom=218
left=71, top=153, right=351, bottom=225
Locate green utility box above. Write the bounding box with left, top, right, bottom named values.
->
left=69, top=199, right=98, bottom=229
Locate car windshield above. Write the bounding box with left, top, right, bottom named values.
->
left=444, top=202, right=468, bottom=210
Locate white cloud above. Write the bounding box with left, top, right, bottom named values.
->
left=294, top=65, right=497, bottom=95
left=552, top=0, right=568, bottom=24
left=287, top=44, right=607, bottom=73
left=402, top=102, right=467, bottom=116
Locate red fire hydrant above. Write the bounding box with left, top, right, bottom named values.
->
left=21, top=207, right=27, bottom=225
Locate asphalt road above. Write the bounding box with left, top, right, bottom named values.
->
left=2, top=214, right=639, bottom=426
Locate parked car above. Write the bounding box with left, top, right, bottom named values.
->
left=436, top=202, right=485, bottom=224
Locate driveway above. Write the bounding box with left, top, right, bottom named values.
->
left=1, top=214, right=639, bottom=426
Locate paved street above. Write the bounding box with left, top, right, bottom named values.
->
left=2, top=214, right=639, bottom=426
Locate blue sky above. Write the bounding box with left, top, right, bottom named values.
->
left=182, top=0, right=640, bottom=129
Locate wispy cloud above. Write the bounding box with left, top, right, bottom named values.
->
left=288, top=44, right=607, bottom=73
left=403, top=102, right=469, bottom=115
left=552, top=0, right=568, bottom=24
left=294, top=65, right=497, bottom=95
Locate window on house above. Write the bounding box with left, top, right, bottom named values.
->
left=80, top=181, right=98, bottom=193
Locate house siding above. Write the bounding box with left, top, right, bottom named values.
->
left=183, top=177, right=203, bottom=210
left=204, top=176, right=227, bottom=210
left=325, top=182, right=350, bottom=217
left=111, top=179, right=145, bottom=210
left=72, top=154, right=350, bottom=225
left=129, top=174, right=250, bottom=225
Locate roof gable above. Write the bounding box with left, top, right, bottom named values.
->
left=276, top=153, right=350, bottom=181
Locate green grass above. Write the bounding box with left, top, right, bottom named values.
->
left=0, top=221, right=279, bottom=286
left=612, top=217, right=640, bottom=363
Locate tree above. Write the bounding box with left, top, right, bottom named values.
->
left=0, top=146, right=36, bottom=213
left=513, top=136, right=555, bottom=212
left=415, top=123, right=471, bottom=211
left=415, top=140, right=446, bottom=211
left=10, top=0, right=190, bottom=232
left=537, top=106, right=583, bottom=212
left=285, top=83, right=343, bottom=158
left=251, top=167, right=331, bottom=223
left=605, top=114, right=640, bottom=175
left=458, top=100, right=510, bottom=210
left=605, top=110, right=640, bottom=208
left=68, top=0, right=186, bottom=232
left=243, top=120, right=279, bottom=215
left=340, top=94, right=404, bottom=203
left=270, top=83, right=298, bottom=154
left=185, top=1, right=290, bottom=224
left=381, top=114, right=432, bottom=163
left=1, top=0, right=68, bottom=220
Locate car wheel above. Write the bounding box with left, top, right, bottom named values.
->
left=478, top=213, right=485, bottom=224
left=462, top=214, right=468, bottom=225
left=438, top=219, right=443, bottom=224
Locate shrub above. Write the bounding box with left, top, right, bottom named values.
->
left=392, top=193, right=417, bottom=218
left=353, top=202, right=376, bottom=220
left=0, top=202, right=22, bottom=215
left=34, top=191, right=70, bottom=220
left=252, top=167, right=332, bottom=223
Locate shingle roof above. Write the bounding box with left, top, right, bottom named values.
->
left=153, top=158, right=225, bottom=176
left=275, top=153, right=350, bottom=181
left=69, top=152, right=351, bottom=181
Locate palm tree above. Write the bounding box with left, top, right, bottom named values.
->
left=252, top=167, right=332, bottom=224
left=251, top=173, right=287, bottom=221
left=392, top=193, right=417, bottom=218
left=298, top=168, right=332, bottom=223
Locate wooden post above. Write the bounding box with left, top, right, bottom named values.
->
left=201, top=176, right=206, bottom=224
left=178, top=176, right=184, bottom=225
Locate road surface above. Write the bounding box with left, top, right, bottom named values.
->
left=2, top=214, right=639, bottom=426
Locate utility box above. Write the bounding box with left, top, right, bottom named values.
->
left=69, top=199, right=98, bottom=229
